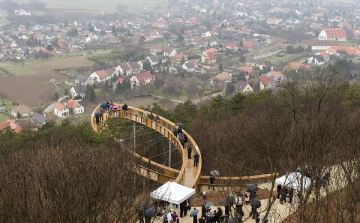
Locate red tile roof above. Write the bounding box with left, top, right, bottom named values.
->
left=65, top=99, right=79, bottom=109
left=54, top=102, right=66, bottom=111
left=324, top=28, right=347, bottom=38
left=95, top=70, right=110, bottom=78
left=0, top=118, right=22, bottom=133
left=259, top=76, right=274, bottom=86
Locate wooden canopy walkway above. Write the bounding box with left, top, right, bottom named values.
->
left=91, top=104, right=203, bottom=191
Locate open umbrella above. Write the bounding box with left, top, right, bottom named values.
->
left=210, top=170, right=220, bottom=176
left=145, top=208, right=156, bottom=218
left=175, top=123, right=184, bottom=126
left=250, top=199, right=261, bottom=208
left=245, top=184, right=259, bottom=191
left=218, top=197, right=233, bottom=205
left=204, top=202, right=215, bottom=208
left=94, top=111, right=103, bottom=116
left=218, top=199, right=228, bottom=205
left=227, top=218, right=236, bottom=223
left=190, top=209, right=199, bottom=217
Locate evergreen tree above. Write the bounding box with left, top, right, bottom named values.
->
left=104, top=80, right=110, bottom=92
left=225, top=83, right=235, bottom=96
left=116, top=82, right=122, bottom=94
left=180, top=56, right=185, bottom=65
left=219, top=63, right=224, bottom=72
left=54, top=92, right=59, bottom=100
left=17, top=112, right=21, bottom=119
left=64, top=88, right=69, bottom=96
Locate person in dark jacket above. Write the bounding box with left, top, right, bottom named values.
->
left=288, top=188, right=294, bottom=204
left=187, top=144, right=192, bottom=159
left=194, top=152, right=199, bottom=167
left=225, top=204, right=229, bottom=217
left=277, top=184, right=282, bottom=199
left=177, top=126, right=183, bottom=140
left=209, top=175, right=215, bottom=190
left=180, top=201, right=184, bottom=218
left=201, top=204, right=206, bottom=218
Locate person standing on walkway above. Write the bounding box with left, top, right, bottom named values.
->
left=194, top=152, right=199, bottom=167
left=192, top=208, right=197, bottom=223
left=142, top=110, right=148, bottom=124
left=172, top=211, right=178, bottom=223
left=208, top=176, right=215, bottom=190
left=180, top=201, right=184, bottom=218
left=122, top=103, right=128, bottom=116
left=177, top=126, right=183, bottom=140
left=225, top=204, right=229, bottom=217
left=156, top=114, right=160, bottom=123
left=149, top=112, right=154, bottom=121
left=187, top=144, right=192, bottom=159
left=277, top=184, right=282, bottom=199
left=184, top=199, right=189, bottom=217
left=288, top=188, right=294, bottom=204
left=167, top=211, right=172, bottom=223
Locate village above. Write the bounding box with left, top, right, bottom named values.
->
left=1, top=0, right=360, bottom=131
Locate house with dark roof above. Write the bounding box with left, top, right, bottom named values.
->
left=75, top=74, right=89, bottom=85
left=146, top=55, right=160, bottom=66
left=234, top=81, right=253, bottom=93
left=127, top=61, right=141, bottom=74
left=164, top=48, right=177, bottom=57
left=308, top=55, right=326, bottom=66
left=116, top=63, right=131, bottom=76
left=30, top=113, right=47, bottom=126
left=182, top=61, right=195, bottom=72
left=70, top=85, right=87, bottom=99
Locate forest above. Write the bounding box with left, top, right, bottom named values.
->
left=2, top=69, right=360, bottom=222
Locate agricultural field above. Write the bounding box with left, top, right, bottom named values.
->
left=0, top=55, right=95, bottom=107
left=36, top=0, right=168, bottom=18
left=0, top=18, right=10, bottom=27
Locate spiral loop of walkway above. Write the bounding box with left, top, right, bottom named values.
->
left=91, top=104, right=203, bottom=191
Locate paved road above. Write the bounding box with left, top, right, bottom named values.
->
left=43, top=95, right=68, bottom=114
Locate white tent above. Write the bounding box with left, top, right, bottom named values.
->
left=150, top=181, right=196, bottom=204
left=275, top=172, right=312, bottom=191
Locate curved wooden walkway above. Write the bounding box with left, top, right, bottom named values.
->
left=91, top=104, right=203, bottom=191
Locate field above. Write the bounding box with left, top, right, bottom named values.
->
left=0, top=63, right=37, bottom=77
left=0, top=18, right=10, bottom=27
left=36, top=0, right=168, bottom=18
left=0, top=55, right=95, bottom=107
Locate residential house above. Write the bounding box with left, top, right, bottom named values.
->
left=130, top=72, right=155, bottom=86
left=164, top=48, right=177, bottom=57
left=89, top=69, right=115, bottom=83
left=234, top=81, right=253, bottom=93
left=65, top=99, right=84, bottom=115
left=150, top=45, right=162, bottom=55
left=30, top=113, right=47, bottom=126
left=237, top=66, right=255, bottom=74
left=11, top=104, right=34, bottom=118
left=223, top=42, right=238, bottom=51
left=0, top=118, right=22, bottom=133
left=259, top=76, right=277, bottom=90
left=116, top=63, right=132, bottom=76
left=75, top=74, right=89, bottom=85
left=308, top=55, right=326, bottom=66
left=209, top=73, right=232, bottom=86
left=201, top=48, right=219, bottom=64
left=147, top=55, right=160, bottom=66
left=182, top=61, right=195, bottom=72
left=265, top=71, right=286, bottom=83
left=127, top=61, right=141, bottom=75
left=53, top=102, right=69, bottom=118
left=70, top=85, right=87, bottom=99
left=112, top=77, right=124, bottom=90
left=318, top=28, right=347, bottom=41
left=15, top=9, right=30, bottom=16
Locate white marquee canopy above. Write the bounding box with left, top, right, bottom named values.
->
left=275, top=172, right=312, bottom=191
left=150, top=181, right=196, bottom=204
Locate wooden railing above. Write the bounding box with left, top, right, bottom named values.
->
left=91, top=104, right=202, bottom=190
left=198, top=173, right=279, bottom=189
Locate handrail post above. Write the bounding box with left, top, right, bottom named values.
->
left=169, top=140, right=171, bottom=167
